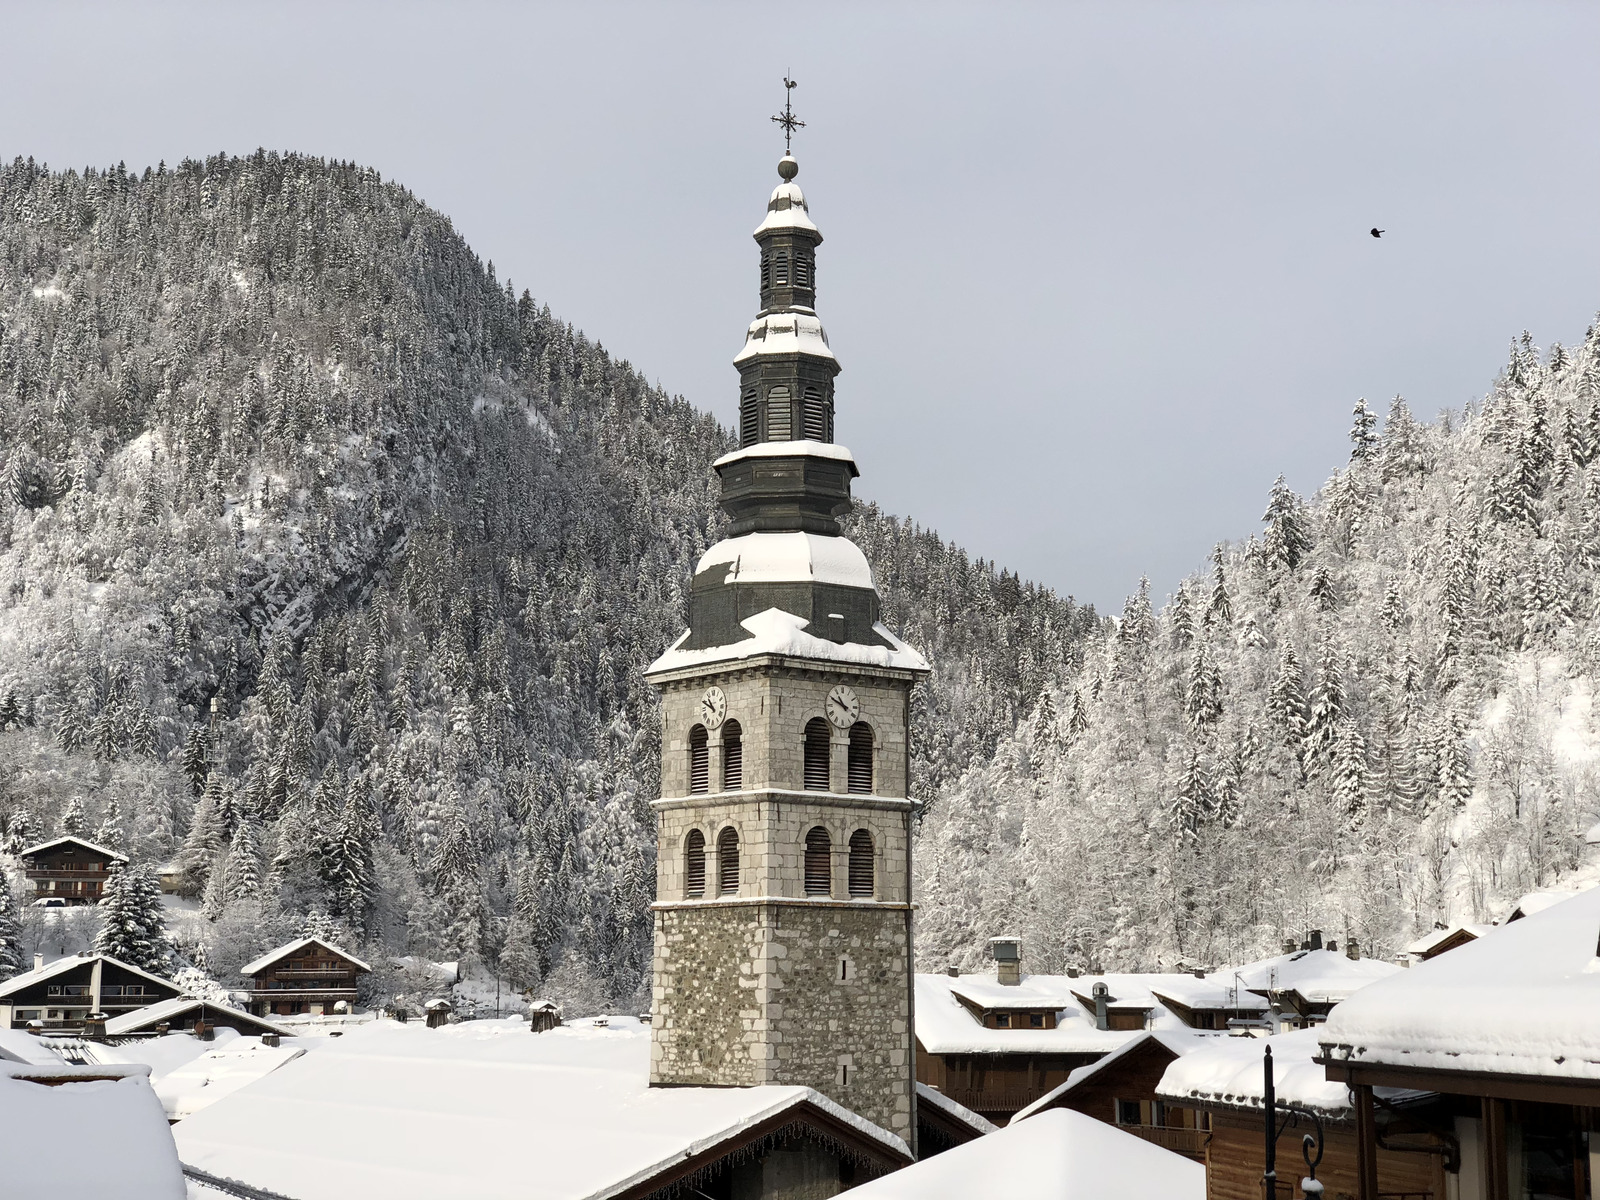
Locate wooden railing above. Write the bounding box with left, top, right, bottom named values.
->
left=1117, top=1124, right=1210, bottom=1158
left=936, top=1089, right=1048, bottom=1116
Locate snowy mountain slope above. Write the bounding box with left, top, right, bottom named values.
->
left=0, top=153, right=1093, bottom=1001
left=916, top=334, right=1600, bottom=972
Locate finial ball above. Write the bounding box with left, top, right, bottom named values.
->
left=777, top=155, right=799, bottom=181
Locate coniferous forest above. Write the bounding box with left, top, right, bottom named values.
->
left=1, top=153, right=1597, bottom=1005
left=0, top=153, right=1091, bottom=1005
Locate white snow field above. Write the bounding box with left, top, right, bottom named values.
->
left=846, top=1107, right=1204, bottom=1200
left=173, top=1016, right=909, bottom=1200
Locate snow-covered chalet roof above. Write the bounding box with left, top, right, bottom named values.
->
left=945, top=974, right=1087, bottom=1012
left=88, top=1029, right=308, bottom=1122
left=1402, top=923, right=1497, bottom=958
left=0, top=952, right=180, bottom=1000
left=1012, top=1030, right=1214, bottom=1122
left=240, top=936, right=372, bottom=977
left=733, top=309, right=836, bottom=366
left=914, top=973, right=1133, bottom=1056
left=173, top=1016, right=910, bottom=1200
left=1505, top=886, right=1589, bottom=921
left=914, top=1081, right=997, bottom=1136
left=103, top=996, right=291, bottom=1038
left=1320, top=885, right=1600, bottom=1084
left=695, top=531, right=877, bottom=591
left=648, top=608, right=930, bottom=678
left=18, top=834, right=128, bottom=862
left=2, top=1061, right=185, bottom=1199
left=843, top=1107, right=1204, bottom=1200
left=1229, top=947, right=1400, bottom=1005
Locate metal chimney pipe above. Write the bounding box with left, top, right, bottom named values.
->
left=1092, top=982, right=1109, bottom=1031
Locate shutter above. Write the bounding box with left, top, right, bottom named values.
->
left=848, top=829, right=874, bottom=898
left=804, top=718, right=830, bottom=790
left=802, top=386, right=827, bottom=441
left=847, top=723, right=873, bottom=794
left=766, top=387, right=792, bottom=441
left=717, top=827, right=740, bottom=896
left=689, top=725, right=709, bottom=795
left=685, top=831, right=705, bottom=898
left=804, top=827, right=831, bottom=896
left=760, top=253, right=771, bottom=292
left=795, top=253, right=810, bottom=288
left=722, top=721, right=743, bottom=791
left=775, top=251, right=789, bottom=285
left=740, top=389, right=760, bottom=447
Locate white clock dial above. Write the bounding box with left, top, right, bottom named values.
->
left=825, top=685, right=860, bottom=729
left=699, top=686, right=727, bottom=729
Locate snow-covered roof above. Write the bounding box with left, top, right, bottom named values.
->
left=753, top=178, right=820, bottom=237
left=648, top=609, right=930, bottom=677
left=733, top=309, right=836, bottom=365
left=1, top=1061, right=185, bottom=1198
left=1156, top=1027, right=1431, bottom=1119
left=1013, top=1030, right=1212, bottom=1122
left=712, top=438, right=858, bottom=471
left=239, top=936, right=372, bottom=977
left=174, top=1016, right=909, bottom=1200
left=695, top=531, right=877, bottom=591
left=946, top=974, right=1087, bottom=1011
left=1506, top=887, right=1587, bottom=921
left=0, top=1025, right=68, bottom=1066
left=0, top=952, right=181, bottom=1000
left=842, top=1107, right=1204, bottom=1200
left=103, top=996, right=291, bottom=1038
left=914, top=973, right=1133, bottom=1056
left=1225, top=948, right=1400, bottom=1006
left=18, top=834, right=128, bottom=861
left=1321, top=885, right=1600, bottom=1084
left=915, top=1081, right=997, bottom=1136
left=1403, top=923, right=1497, bottom=957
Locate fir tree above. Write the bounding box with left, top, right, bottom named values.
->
left=1168, top=749, right=1211, bottom=843
left=1332, top=722, right=1370, bottom=823
left=1304, top=647, right=1346, bottom=770
left=1262, top=476, right=1312, bottom=571
left=224, top=818, right=262, bottom=903
left=1185, top=645, right=1222, bottom=730
left=1379, top=580, right=1406, bottom=633
left=1028, top=690, right=1059, bottom=752
left=0, top=691, right=20, bottom=731
left=1349, top=397, right=1378, bottom=461
left=92, top=799, right=123, bottom=851
left=0, top=870, right=22, bottom=980
left=1206, top=547, right=1232, bottom=626
left=1438, top=712, right=1474, bottom=810
left=95, top=863, right=174, bottom=973
left=1065, top=689, right=1090, bottom=742
left=59, top=797, right=87, bottom=837
left=181, top=726, right=211, bottom=796
left=1309, top=565, right=1337, bottom=612
left=1267, top=646, right=1308, bottom=746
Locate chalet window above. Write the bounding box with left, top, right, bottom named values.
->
left=765, top=387, right=792, bottom=441
left=721, top=720, right=743, bottom=792
left=804, top=827, right=831, bottom=896
left=803, top=718, right=830, bottom=790
left=1116, top=1099, right=1141, bottom=1126
left=1029, top=1012, right=1044, bottom=1028
left=689, top=724, right=709, bottom=795
left=684, top=830, right=706, bottom=899
left=717, top=827, right=740, bottom=896
left=848, top=829, right=874, bottom=897
left=740, top=388, right=759, bottom=447
left=995, top=1013, right=1010, bottom=1028
left=801, top=386, right=827, bottom=442
left=847, top=722, right=874, bottom=794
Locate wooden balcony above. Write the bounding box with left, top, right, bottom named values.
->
left=1118, top=1124, right=1210, bottom=1159
left=937, top=1088, right=1051, bottom=1118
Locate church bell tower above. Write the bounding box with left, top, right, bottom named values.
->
left=645, top=102, right=928, bottom=1148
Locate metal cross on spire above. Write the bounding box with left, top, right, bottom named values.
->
left=771, top=77, right=804, bottom=153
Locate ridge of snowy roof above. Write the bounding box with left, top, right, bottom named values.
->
left=1012, top=1030, right=1212, bottom=1123
left=913, top=974, right=1134, bottom=1056
left=239, top=936, right=372, bottom=977
left=712, top=439, right=857, bottom=470
left=0, top=952, right=181, bottom=1000
left=1402, top=923, right=1498, bottom=956
left=695, top=531, right=877, bottom=592
left=647, top=609, right=930, bottom=677
left=103, top=996, right=292, bottom=1038
left=18, top=834, right=128, bottom=861
left=914, top=1081, right=997, bottom=1135
left=1321, top=885, right=1600, bottom=1082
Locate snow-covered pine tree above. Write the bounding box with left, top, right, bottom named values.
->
left=1349, top=397, right=1378, bottom=461
left=1206, top=547, right=1232, bottom=626
left=0, top=870, right=22, bottom=980
left=1168, top=749, right=1212, bottom=843
left=59, top=797, right=86, bottom=837
left=1262, top=476, right=1312, bottom=572
left=92, top=799, right=124, bottom=851
left=95, top=863, right=174, bottom=973
left=181, top=726, right=210, bottom=796
left=1267, top=646, right=1308, bottom=746
left=1304, top=647, right=1347, bottom=771
left=1309, top=565, right=1337, bottom=611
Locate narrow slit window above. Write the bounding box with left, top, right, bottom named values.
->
left=774, top=251, right=789, bottom=286
left=804, top=717, right=830, bottom=790
left=849, top=829, right=874, bottom=898
left=689, top=725, right=708, bottom=795
left=795, top=254, right=811, bottom=287
left=804, top=827, right=832, bottom=896
left=847, top=722, right=874, bottom=794
left=766, top=386, right=792, bottom=441
left=717, top=827, right=740, bottom=896
left=740, top=388, right=760, bottom=447
left=722, top=720, right=743, bottom=792
left=802, top=386, right=826, bottom=441
left=684, top=830, right=705, bottom=899
left=760, top=253, right=771, bottom=292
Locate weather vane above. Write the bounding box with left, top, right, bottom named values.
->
left=771, top=76, right=804, bottom=154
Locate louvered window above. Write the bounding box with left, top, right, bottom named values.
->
left=775, top=251, right=789, bottom=286
left=722, top=720, right=743, bottom=792
left=802, top=386, right=827, bottom=442
left=689, top=725, right=708, bottom=795
left=760, top=253, right=771, bottom=291
left=684, top=830, right=706, bottom=898
left=740, top=388, right=760, bottom=447
left=804, top=827, right=832, bottom=896
left=847, top=722, right=874, bottom=794
left=795, top=253, right=811, bottom=288
left=717, top=827, right=740, bottom=896
left=848, top=829, right=874, bottom=898
left=766, top=387, right=792, bottom=441
left=804, top=718, right=831, bottom=791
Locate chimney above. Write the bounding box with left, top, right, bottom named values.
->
left=1066, top=967, right=1079, bottom=978
left=1281, top=939, right=1297, bottom=955
left=1346, top=938, right=1361, bottom=961
left=83, top=1013, right=107, bottom=1042
left=989, top=937, right=1022, bottom=986
left=945, top=966, right=959, bottom=978
left=1192, top=968, right=1206, bottom=979
left=1091, top=981, right=1110, bottom=1031
left=1309, top=930, right=1323, bottom=952
left=33, top=953, right=44, bottom=972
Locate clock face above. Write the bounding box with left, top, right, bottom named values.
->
left=699, top=686, right=727, bottom=729
left=825, top=685, right=860, bottom=729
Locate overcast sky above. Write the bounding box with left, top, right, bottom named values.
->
left=4, top=2, right=1597, bottom=611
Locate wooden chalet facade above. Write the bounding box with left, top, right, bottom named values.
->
left=18, top=835, right=126, bottom=905
left=242, top=937, right=371, bottom=1016
left=0, top=953, right=183, bottom=1030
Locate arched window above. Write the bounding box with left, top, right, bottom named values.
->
left=765, top=386, right=792, bottom=441
left=689, top=725, right=709, bottom=795
left=804, top=827, right=832, bottom=896
left=849, top=829, right=875, bottom=898
left=804, top=717, right=831, bottom=791
left=774, top=250, right=790, bottom=286
left=684, top=830, right=706, bottom=899
left=847, top=722, right=874, bottom=794
left=722, top=720, right=743, bottom=792
left=717, top=826, right=740, bottom=896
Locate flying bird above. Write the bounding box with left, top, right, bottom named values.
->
left=1370, top=227, right=1384, bottom=238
